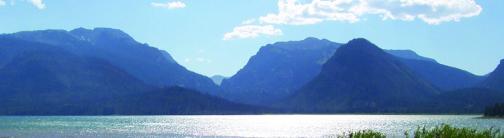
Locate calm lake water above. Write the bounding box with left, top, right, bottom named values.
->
left=0, top=115, right=502, bottom=137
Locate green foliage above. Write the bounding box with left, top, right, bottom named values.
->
left=337, top=130, right=386, bottom=138
left=349, top=130, right=386, bottom=138
left=412, top=124, right=504, bottom=138
left=339, top=124, right=504, bottom=138
left=485, top=103, right=504, bottom=117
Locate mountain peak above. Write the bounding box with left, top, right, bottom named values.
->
left=345, top=38, right=375, bottom=48
left=69, top=27, right=134, bottom=43
left=337, top=38, right=384, bottom=56
left=267, top=37, right=339, bottom=52
left=303, top=37, right=320, bottom=41
left=480, top=59, right=504, bottom=91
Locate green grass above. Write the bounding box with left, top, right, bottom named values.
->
left=337, top=130, right=386, bottom=138
left=349, top=130, right=386, bottom=138
left=411, top=124, right=504, bottom=138
left=338, top=124, right=504, bottom=138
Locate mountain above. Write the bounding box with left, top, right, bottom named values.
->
left=0, top=33, right=262, bottom=115
left=386, top=50, right=436, bottom=62
left=220, top=37, right=341, bottom=105
left=387, top=50, right=483, bottom=91
left=0, top=38, right=149, bottom=115
left=211, top=75, right=227, bottom=85
left=285, top=38, right=439, bottom=113
left=3, top=28, right=219, bottom=94
left=220, top=37, right=479, bottom=106
left=480, top=59, right=504, bottom=91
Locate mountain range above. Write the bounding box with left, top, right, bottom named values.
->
left=5, top=28, right=219, bottom=94
left=0, top=28, right=250, bottom=115
left=0, top=27, right=502, bottom=115
left=219, top=37, right=484, bottom=105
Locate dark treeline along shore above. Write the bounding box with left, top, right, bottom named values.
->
left=485, top=103, right=504, bottom=118
left=0, top=27, right=503, bottom=115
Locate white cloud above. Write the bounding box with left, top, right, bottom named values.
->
left=0, top=0, right=6, bottom=6
left=259, top=0, right=482, bottom=25
left=241, top=18, right=257, bottom=25
left=151, top=1, right=186, bottom=9
left=30, top=0, right=45, bottom=10
left=223, top=25, right=283, bottom=40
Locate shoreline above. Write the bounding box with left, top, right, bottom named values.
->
left=0, top=114, right=484, bottom=117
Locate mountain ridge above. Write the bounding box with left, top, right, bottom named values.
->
left=285, top=38, right=440, bottom=112
left=220, top=37, right=342, bottom=105
left=2, top=27, right=220, bottom=94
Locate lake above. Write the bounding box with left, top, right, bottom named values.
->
left=0, top=115, right=502, bottom=137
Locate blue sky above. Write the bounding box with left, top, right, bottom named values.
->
left=1, top=0, right=503, bottom=77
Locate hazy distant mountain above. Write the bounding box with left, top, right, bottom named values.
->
left=286, top=38, right=439, bottom=113
left=220, top=37, right=341, bottom=105
left=4, top=28, right=219, bottom=94
left=480, top=59, right=504, bottom=91
left=211, top=75, right=227, bottom=85
left=386, top=50, right=436, bottom=62
left=386, top=50, right=483, bottom=91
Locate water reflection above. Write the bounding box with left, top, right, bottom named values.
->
left=0, top=115, right=502, bottom=137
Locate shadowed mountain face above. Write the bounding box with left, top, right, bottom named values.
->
left=481, top=59, right=504, bottom=91
left=286, top=38, right=440, bottom=113
left=4, top=28, right=219, bottom=94
left=220, top=37, right=341, bottom=105
left=396, top=58, right=483, bottom=91
left=0, top=38, right=149, bottom=115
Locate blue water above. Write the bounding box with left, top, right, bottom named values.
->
left=0, top=115, right=502, bottom=137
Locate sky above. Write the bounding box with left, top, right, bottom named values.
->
left=1, top=0, right=503, bottom=77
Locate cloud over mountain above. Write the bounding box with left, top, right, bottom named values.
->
left=223, top=25, right=282, bottom=40
left=225, top=0, right=482, bottom=40
left=261, top=0, right=482, bottom=25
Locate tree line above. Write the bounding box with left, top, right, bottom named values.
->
left=484, top=103, right=504, bottom=117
